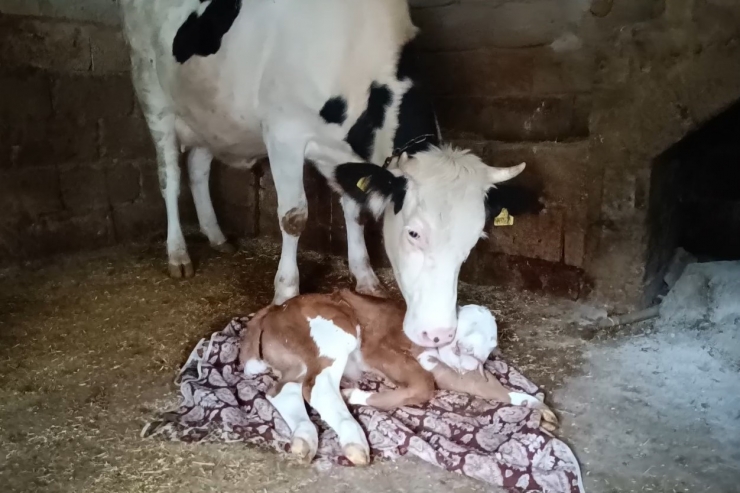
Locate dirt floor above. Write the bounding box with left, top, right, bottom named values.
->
left=1, top=239, right=738, bottom=493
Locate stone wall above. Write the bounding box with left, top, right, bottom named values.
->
left=0, top=10, right=259, bottom=260
left=582, top=0, right=740, bottom=308
left=2, top=0, right=739, bottom=306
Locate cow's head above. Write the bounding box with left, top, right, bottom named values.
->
left=306, top=140, right=541, bottom=348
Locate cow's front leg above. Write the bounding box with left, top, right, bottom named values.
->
left=340, top=196, right=385, bottom=297
left=264, top=126, right=308, bottom=305
left=303, top=137, right=384, bottom=296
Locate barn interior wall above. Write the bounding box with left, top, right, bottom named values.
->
left=1, top=0, right=740, bottom=307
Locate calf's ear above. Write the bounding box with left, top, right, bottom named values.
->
left=335, top=162, right=408, bottom=217
left=485, top=184, right=545, bottom=222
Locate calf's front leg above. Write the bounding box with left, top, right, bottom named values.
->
left=428, top=361, right=559, bottom=431
left=304, top=355, right=370, bottom=465
left=268, top=381, right=319, bottom=463
left=344, top=349, right=435, bottom=410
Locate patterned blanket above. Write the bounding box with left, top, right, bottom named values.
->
left=142, top=317, right=585, bottom=493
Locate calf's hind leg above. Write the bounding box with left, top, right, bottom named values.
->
left=267, top=381, right=318, bottom=462
left=130, top=57, right=191, bottom=278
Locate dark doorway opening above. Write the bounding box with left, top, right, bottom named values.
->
left=644, top=99, right=740, bottom=304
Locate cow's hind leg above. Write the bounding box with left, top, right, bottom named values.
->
left=267, top=381, right=318, bottom=462
left=263, top=122, right=310, bottom=305
left=304, top=356, right=370, bottom=465
left=130, top=57, right=191, bottom=278
left=187, top=147, right=236, bottom=254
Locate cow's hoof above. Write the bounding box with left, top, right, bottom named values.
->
left=168, top=261, right=194, bottom=278
left=291, top=437, right=316, bottom=463
left=212, top=241, right=237, bottom=254
left=343, top=443, right=370, bottom=466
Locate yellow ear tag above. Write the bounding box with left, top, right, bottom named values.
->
left=356, top=176, right=370, bottom=192
left=493, top=208, right=514, bottom=227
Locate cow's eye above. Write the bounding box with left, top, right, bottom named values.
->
left=408, top=230, right=420, bottom=239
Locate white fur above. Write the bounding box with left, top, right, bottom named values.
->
left=346, top=389, right=372, bottom=406
left=243, top=358, right=269, bottom=376
left=267, top=381, right=318, bottom=456
left=417, top=350, right=440, bottom=371
left=508, top=392, right=543, bottom=407
left=188, top=147, right=228, bottom=248
left=309, top=353, right=369, bottom=453
left=307, top=317, right=358, bottom=359
left=437, top=304, right=498, bottom=371
left=420, top=304, right=498, bottom=373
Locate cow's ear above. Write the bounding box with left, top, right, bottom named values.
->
left=485, top=184, right=544, bottom=223
left=335, top=162, right=408, bottom=217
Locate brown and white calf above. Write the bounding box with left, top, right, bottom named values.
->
left=238, top=290, right=557, bottom=465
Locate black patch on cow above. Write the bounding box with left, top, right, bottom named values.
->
left=394, top=84, right=440, bottom=155
left=485, top=184, right=545, bottom=222
left=396, top=41, right=416, bottom=81
left=345, top=83, right=392, bottom=161
left=172, top=0, right=242, bottom=64
left=392, top=40, right=440, bottom=156
left=335, top=162, right=407, bottom=214
left=320, top=96, right=347, bottom=125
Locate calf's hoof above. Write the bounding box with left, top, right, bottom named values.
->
left=168, top=261, right=195, bottom=278
left=290, top=437, right=316, bottom=463
left=343, top=443, right=370, bottom=466
left=212, top=241, right=237, bottom=254
left=508, top=391, right=560, bottom=430
left=541, top=419, right=558, bottom=433
left=540, top=408, right=560, bottom=430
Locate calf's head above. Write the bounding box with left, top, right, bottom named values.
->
left=334, top=146, right=538, bottom=348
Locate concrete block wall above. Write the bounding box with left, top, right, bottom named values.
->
left=0, top=11, right=261, bottom=259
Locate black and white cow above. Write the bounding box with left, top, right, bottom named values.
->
left=120, top=0, right=542, bottom=348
